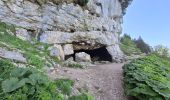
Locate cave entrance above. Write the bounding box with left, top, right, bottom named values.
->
left=74, top=46, right=112, bottom=62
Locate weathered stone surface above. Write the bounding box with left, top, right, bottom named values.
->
left=40, top=31, right=119, bottom=50
left=75, top=52, right=91, bottom=62
left=63, top=44, right=74, bottom=55
left=87, top=0, right=122, bottom=18
left=0, top=0, right=123, bottom=32
left=48, top=44, right=65, bottom=61
left=0, top=48, right=27, bottom=63
left=15, top=28, right=31, bottom=41
left=106, top=45, right=124, bottom=63
left=66, top=57, right=74, bottom=61
left=0, top=0, right=131, bottom=62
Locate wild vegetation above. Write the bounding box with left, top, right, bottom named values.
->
left=0, top=22, right=94, bottom=99
left=134, top=36, right=151, bottom=54
left=0, top=59, right=66, bottom=99
left=0, top=22, right=57, bottom=69
left=120, top=34, right=141, bottom=56
left=123, top=54, right=170, bottom=100
left=119, top=0, right=133, bottom=15
left=120, top=34, right=151, bottom=56
left=153, top=45, right=170, bottom=58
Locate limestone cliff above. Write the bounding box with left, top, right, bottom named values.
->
left=0, top=0, right=132, bottom=62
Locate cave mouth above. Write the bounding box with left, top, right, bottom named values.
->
left=74, top=46, right=113, bottom=62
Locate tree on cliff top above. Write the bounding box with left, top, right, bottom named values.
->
left=134, top=36, right=151, bottom=54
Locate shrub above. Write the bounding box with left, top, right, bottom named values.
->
left=123, top=54, right=170, bottom=100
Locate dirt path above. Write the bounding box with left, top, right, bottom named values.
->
left=49, top=63, right=128, bottom=100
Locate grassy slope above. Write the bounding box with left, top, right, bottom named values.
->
left=0, top=22, right=58, bottom=69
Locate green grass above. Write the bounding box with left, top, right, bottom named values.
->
left=123, top=54, right=170, bottom=100
left=0, top=22, right=57, bottom=69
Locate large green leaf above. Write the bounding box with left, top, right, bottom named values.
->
left=10, top=68, right=29, bottom=78
left=28, top=73, right=48, bottom=85
left=0, top=78, right=3, bottom=81
left=2, top=77, right=26, bottom=93
left=123, top=54, right=170, bottom=100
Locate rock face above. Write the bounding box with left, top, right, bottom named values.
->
left=0, top=48, right=27, bottom=63
left=0, top=0, right=131, bottom=62
left=15, top=28, right=31, bottom=41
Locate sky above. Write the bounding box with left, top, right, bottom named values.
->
left=122, top=0, right=170, bottom=49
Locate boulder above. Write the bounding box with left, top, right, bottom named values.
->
left=63, top=44, right=74, bottom=55
left=0, top=48, right=27, bottom=63
left=75, top=52, right=91, bottom=62
left=48, top=44, right=65, bottom=61
left=15, top=28, right=31, bottom=41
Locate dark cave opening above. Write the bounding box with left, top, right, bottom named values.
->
left=74, top=46, right=113, bottom=62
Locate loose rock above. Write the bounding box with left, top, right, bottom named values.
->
left=75, top=52, right=91, bottom=62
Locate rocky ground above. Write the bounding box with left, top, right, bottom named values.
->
left=48, top=63, right=129, bottom=100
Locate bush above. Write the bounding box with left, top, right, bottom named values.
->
left=123, top=54, right=170, bottom=100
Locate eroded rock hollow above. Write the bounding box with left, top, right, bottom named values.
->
left=0, top=0, right=131, bottom=62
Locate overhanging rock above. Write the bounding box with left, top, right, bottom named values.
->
left=0, top=0, right=131, bottom=62
left=40, top=31, right=124, bottom=62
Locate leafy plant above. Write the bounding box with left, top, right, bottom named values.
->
left=2, top=77, right=26, bottom=93
left=0, top=60, right=65, bottom=100
left=55, top=79, right=74, bottom=95
left=123, top=54, right=170, bottom=100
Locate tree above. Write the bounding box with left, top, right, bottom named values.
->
left=154, top=45, right=169, bottom=58
left=134, top=36, right=151, bottom=54
left=120, top=34, right=141, bottom=55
